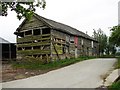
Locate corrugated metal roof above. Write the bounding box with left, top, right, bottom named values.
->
left=0, top=37, right=10, bottom=43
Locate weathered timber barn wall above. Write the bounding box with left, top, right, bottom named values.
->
left=14, top=13, right=99, bottom=62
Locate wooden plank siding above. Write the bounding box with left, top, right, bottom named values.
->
left=20, top=16, right=46, bottom=31
left=14, top=13, right=99, bottom=62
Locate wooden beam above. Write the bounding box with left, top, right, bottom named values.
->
left=50, top=29, right=53, bottom=61
left=52, top=42, right=60, bottom=60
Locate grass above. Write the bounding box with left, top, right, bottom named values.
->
left=12, top=56, right=96, bottom=70
left=99, top=55, right=116, bottom=58
left=115, top=57, right=120, bottom=69
left=108, top=57, right=120, bottom=90
left=108, top=81, right=120, bottom=90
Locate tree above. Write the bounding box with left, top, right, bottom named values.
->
left=93, top=28, right=117, bottom=56
left=0, top=0, right=46, bottom=20
left=93, top=28, right=108, bottom=55
left=106, top=38, right=116, bottom=55
left=109, top=26, right=120, bottom=47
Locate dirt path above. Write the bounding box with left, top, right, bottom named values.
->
left=2, top=63, right=50, bottom=82
left=2, top=58, right=117, bottom=88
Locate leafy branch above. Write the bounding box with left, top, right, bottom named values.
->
left=0, top=0, right=46, bottom=20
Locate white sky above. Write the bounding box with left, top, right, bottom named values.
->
left=0, top=0, right=119, bottom=43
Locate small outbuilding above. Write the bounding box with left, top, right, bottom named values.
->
left=0, top=37, right=16, bottom=61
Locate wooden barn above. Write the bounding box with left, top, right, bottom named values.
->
left=14, top=13, right=99, bottom=62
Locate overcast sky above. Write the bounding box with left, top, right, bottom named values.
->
left=0, top=0, right=119, bottom=43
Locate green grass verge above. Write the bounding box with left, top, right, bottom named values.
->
left=115, top=57, right=120, bottom=69
left=99, top=55, right=116, bottom=58
left=12, top=56, right=96, bottom=70
left=108, top=81, right=120, bottom=90
left=108, top=57, right=120, bottom=90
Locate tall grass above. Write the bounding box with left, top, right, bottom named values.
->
left=12, top=56, right=96, bottom=70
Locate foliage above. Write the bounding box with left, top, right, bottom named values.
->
left=108, top=81, right=120, bottom=90
left=109, top=26, right=120, bottom=47
left=116, top=52, right=120, bottom=56
left=12, top=56, right=96, bottom=70
left=106, top=38, right=115, bottom=56
left=93, top=28, right=108, bottom=55
left=0, top=0, right=46, bottom=20
left=93, top=28, right=116, bottom=55
left=106, top=39, right=116, bottom=55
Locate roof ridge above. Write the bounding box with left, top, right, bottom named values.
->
left=34, top=13, right=82, bottom=32
left=33, top=13, right=95, bottom=40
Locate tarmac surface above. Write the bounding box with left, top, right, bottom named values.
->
left=2, top=58, right=117, bottom=88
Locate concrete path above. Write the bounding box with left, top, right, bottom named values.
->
left=2, top=58, right=117, bottom=88
left=104, top=69, right=120, bottom=86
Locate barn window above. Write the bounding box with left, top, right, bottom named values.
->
left=33, top=29, right=40, bottom=35
left=70, top=36, right=74, bottom=43
left=25, top=30, right=32, bottom=36
left=42, top=28, right=50, bottom=34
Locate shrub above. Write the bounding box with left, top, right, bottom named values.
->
left=116, top=52, right=120, bottom=56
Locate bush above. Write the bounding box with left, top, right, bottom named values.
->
left=116, top=52, right=120, bottom=56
